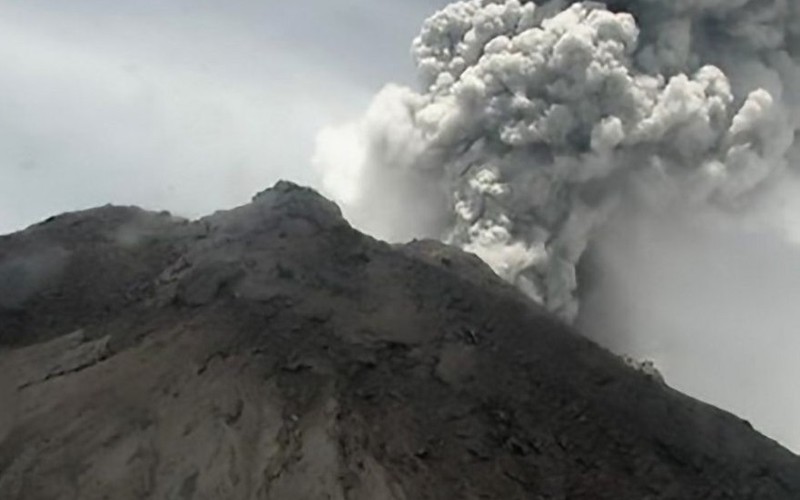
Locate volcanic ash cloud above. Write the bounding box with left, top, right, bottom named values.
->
left=313, top=0, right=800, bottom=321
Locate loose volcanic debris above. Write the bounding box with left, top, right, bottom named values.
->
left=0, top=181, right=799, bottom=499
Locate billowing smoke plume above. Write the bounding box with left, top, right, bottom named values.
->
left=314, top=0, right=800, bottom=323
left=316, top=0, right=800, bottom=319
left=313, top=0, right=800, bottom=450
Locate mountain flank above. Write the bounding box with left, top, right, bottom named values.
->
left=1, top=181, right=799, bottom=499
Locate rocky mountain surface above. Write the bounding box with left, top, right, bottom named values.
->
left=1, top=181, right=799, bottom=499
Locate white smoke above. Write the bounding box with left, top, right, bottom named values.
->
left=313, top=0, right=800, bottom=449
left=314, top=0, right=799, bottom=324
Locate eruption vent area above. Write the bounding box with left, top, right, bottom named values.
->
left=315, top=0, right=799, bottom=321
left=314, top=0, right=800, bottom=450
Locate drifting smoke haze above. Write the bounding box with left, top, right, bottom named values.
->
left=314, top=0, right=800, bottom=450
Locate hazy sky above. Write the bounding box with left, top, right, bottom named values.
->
left=0, top=0, right=448, bottom=234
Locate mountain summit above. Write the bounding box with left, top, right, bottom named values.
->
left=1, top=182, right=799, bottom=499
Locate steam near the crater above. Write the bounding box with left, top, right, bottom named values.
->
left=313, top=0, right=800, bottom=449
left=314, top=0, right=799, bottom=322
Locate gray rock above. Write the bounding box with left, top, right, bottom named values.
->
left=0, top=181, right=798, bottom=499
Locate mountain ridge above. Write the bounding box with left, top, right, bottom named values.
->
left=1, top=181, right=798, bottom=499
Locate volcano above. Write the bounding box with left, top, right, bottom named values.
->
left=0, top=181, right=798, bottom=499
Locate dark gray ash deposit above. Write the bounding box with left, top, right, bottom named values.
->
left=0, top=181, right=798, bottom=499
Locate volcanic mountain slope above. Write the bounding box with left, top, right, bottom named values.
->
left=0, top=182, right=799, bottom=499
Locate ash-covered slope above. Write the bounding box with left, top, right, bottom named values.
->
left=1, top=182, right=798, bottom=499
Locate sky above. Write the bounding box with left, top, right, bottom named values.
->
left=0, top=0, right=448, bottom=234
